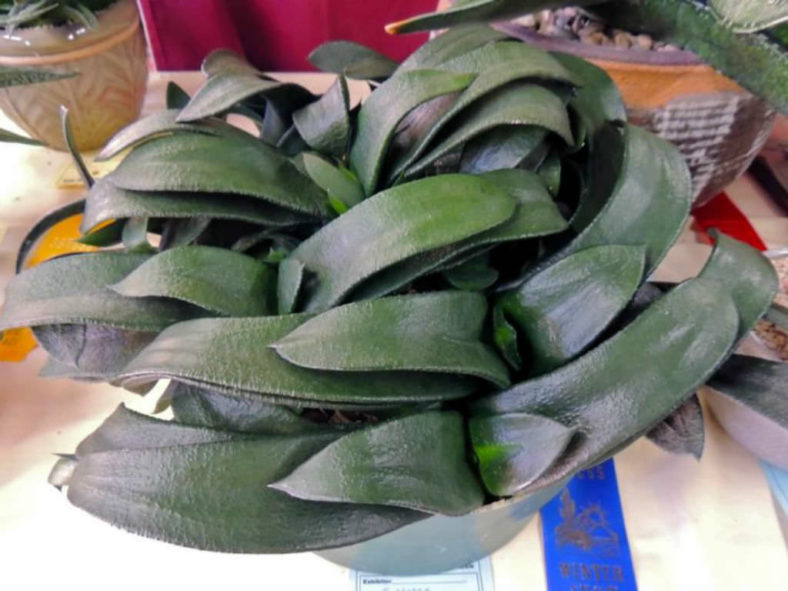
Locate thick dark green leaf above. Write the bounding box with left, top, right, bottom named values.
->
left=119, top=315, right=477, bottom=407
left=569, top=123, right=626, bottom=232
left=443, top=255, right=499, bottom=290
left=0, top=127, right=42, bottom=146
left=77, top=405, right=253, bottom=457
left=349, top=70, right=476, bottom=194
left=166, top=81, right=191, bottom=110
left=0, top=65, right=77, bottom=88
left=474, top=278, right=739, bottom=493
left=0, top=252, right=198, bottom=331
left=121, top=217, right=153, bottom=253
left=77, top=219, right=124, bottom=247
left=349, top=169, right=567, bottom=301
left=96, top=110, right=245, bottom=161
left=308, top=41, right=399, bottom=79
left=277, top=258, right=306, bottom=315
left=109, top=134, right=329, bottom=217
left=164, top=382, right=325, bottom=435
left=34, top=324, right=156, bottom=380
left=388, top=42, right=577, bottom=180
left=469, top=412, right=574, bottom=496
left=61, top=408, right=423, bottom=552
left=550, top=51, right=626, bottom=137
left=272, top=293, right=509, bottom=386
left=60, top=106, right=93, bottom=188
left=646, top=394, right=705, bottom=459
left=387, top=1, right=586, bottom=34
left=272, top=411, right=485, bottom=515
left=302, top=153, right=364, bottom=210
left=499, top=245, right=646, bottom=375
left=592, top=0, right=788, bottom=114
left=537, top=151, right=561, bottom=195
left=111, top=246, right=275, bottom=317
left=159, top=217, right=211, bottom=250
left=403, top=83, right=573, bottom=178
left=81, top=179, right=307, bottom=232
left=544, top=124, right=691, bottom=276
left=765, top=303, right=788, bottom=330
left=201, top=49, right=262, bottom=78
left=293, top=76, right=350, bottom=156
left=459, top=126, right=547, bottom=174
left=707, top=355, right=788, bottom=430
left=492, top=304, right=522, bottom=370
left=285, top=174, right=516, bottom=312
left=698, top=232, right=779, bottom=340
left=397, top=24, right=509, bottom=71
left=176, top=73, right=279, bottom=122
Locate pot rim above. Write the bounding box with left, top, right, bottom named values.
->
left=497, top=23, right=705, bottom=68
left=0, top=0, right=138, bottom=61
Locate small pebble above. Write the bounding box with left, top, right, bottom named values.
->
left=515, top=14, right=536, bottom=28
left=614, top=32, right=632, bottom=48
left=635, top=34, right=653, bottom=50
left=510, top=8, right=681, bottom=53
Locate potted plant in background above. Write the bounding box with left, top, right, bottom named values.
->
left=418, top=0, right=788, bottom=205
left=0, top=0, right=147, bottom=150
left=1, top=18, right=785, bottom=576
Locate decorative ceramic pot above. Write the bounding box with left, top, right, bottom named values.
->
left=0, top=0, right=147, bottom=151
left=499, top=26, right=776, bottom=207
left=317, top=482, right=562, bottom=575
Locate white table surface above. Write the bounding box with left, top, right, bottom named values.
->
left=1, top=72, right=786, bottom=591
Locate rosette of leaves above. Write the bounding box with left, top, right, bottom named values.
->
left=2, top=25, right=784, bottom=554
left=387, top=0, right=788, bottom=115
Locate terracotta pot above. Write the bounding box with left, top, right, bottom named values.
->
left=0, top=0, right=148, bottom=151
left=316, top=481, right=562, bottom=575
left=498, top=25, right=776, bottom=206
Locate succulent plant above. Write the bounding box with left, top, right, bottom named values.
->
left=390, top=0, right=788, bottom=115
left=0, top=65, right=76, bottom=144
left=1, top=23, right=784, bottom=554
left=0, top=0, right=116, bottom=31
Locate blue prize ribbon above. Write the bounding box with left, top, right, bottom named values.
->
left=540, top=458, right=638, bottom=591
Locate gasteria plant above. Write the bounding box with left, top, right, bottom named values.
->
left=2, top=22, right=786, bottom=564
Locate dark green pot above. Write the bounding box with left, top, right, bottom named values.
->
left=316, top=483, right=563, bottom=575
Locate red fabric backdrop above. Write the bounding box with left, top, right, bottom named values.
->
left=138, top=0, right=436, bottom=71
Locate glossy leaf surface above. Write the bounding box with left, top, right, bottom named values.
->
left=285, top=174, right=516, bottom=312
left=119, top=315, right=477, bottom=407
left=272, top=411, right=485, bottom=515
left=293, top=76, right=350, bottom=156
left=81, top=179, right=307, bottom=231
left=349, top=69, right=476, bottom=193
left=475, top=279, right=739, bottom=492
left=469, top=412, right=574, bottom=496
left=63, top=408, right=424, bottom=553
left=272, top=293, right=509, bottom=386
left=0, top=252, right=197, bottom=331
left=499, top=245, right=646, bottom=374
left=109, top=134, right=329, bottom=217
left=308, top=41, right=399, bottom=79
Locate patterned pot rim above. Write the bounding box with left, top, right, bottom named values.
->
left=0, top=0, right=139, bottom=61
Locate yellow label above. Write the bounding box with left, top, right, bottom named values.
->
left=1, top=213, right=101, bottom=362
left=0, top=326, right=38, bottom=362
